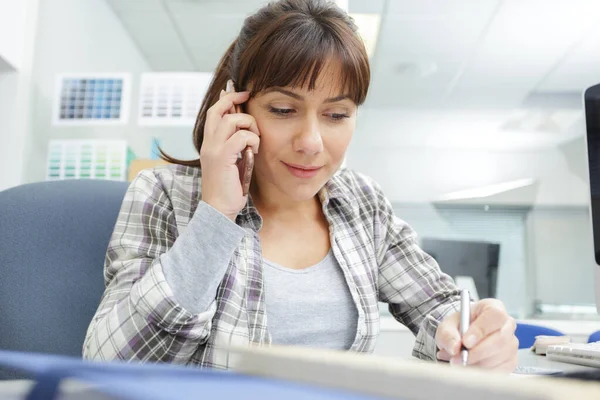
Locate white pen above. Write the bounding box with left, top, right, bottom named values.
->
left=459, top=289, right=470, bottom=366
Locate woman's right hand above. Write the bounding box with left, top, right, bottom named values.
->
left=200, top=90, right=260, bottom=221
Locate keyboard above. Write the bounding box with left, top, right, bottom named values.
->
left=546, top=341, right=600, bottom=368
left=512, top=366, right=564, bottom=375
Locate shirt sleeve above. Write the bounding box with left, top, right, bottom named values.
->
left=373, top=184, right=461, bottom=361
left=83, top=169, right=245, bottom=363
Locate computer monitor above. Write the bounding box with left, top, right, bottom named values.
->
left=420, top=238, right=500, bottom=299
left=584, top=82, right=600, bottom=312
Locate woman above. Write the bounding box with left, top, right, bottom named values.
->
left=84, top=0, right=518, bottom=371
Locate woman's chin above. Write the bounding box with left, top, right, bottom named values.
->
left=280, top=181, right=325, bottom=202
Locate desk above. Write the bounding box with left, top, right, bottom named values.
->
left=376, top=317, right=600, bottom=358
left=517, top=349, right=598, bottom=373
left=1, top=350, right=596, bottom=399
left=0, top=379, right=108, bottom=400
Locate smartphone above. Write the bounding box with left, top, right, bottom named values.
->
left=226, top=80, right=254, bottom=196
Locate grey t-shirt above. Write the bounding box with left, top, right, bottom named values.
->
left=263, top=250, right=358, bottom=350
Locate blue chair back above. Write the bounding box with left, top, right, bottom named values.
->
left=0, top=180, right=128, bottom=379
left=589, top=330, right=600, bottom=343
left=515, top=323, right=564, bottom=349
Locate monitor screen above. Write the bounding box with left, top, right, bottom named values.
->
left=420, top=238, right=500, bottom=299
left=584, top=83, right=600, bottom=313
left=585, top=83, right=600, bottom=265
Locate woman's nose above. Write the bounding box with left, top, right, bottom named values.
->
left=293, top=117, right=323, bottom=155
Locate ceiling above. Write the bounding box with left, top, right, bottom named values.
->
left=105, top=0, right=600, bottom=150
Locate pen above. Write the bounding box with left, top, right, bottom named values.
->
left=459, top=289, right=470, bottom=366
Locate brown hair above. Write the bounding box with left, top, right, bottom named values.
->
left=161, top=0, right=371, bottom=167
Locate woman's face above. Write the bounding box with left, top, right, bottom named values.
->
left=246, top=63, right=357, bottom=202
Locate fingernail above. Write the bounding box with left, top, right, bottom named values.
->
left=447, top=340, right=458, bottom=355
left=463, top=335, right=476, bottom=348
left=450, top=357, right=461, bottom=365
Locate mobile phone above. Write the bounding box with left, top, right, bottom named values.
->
left=226, top=80, right=254, bottom=196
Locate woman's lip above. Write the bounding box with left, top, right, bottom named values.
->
left=283, top=162, right=323, bottom=171
left=283, top=162, right=323, bottom=178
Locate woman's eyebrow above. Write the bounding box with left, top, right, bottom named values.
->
left=323, top=94, right=351, bottom=104
left=264, top=87, right=350, bottom=103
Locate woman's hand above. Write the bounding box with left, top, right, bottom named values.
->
left=435, top=298, right=519, bottom=372
left=200, top=89, right=260, bottom=221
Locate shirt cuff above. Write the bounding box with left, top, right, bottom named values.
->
left=160, top=201, right=246, bottom=314
left=412, top=301, right=461, bottom=361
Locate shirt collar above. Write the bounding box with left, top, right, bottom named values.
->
left=319, top=169, right=359, bottom=216
left=237, top=169, right=358, bottom=231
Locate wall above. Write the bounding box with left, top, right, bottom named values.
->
left=0, top=72, right=19, bottom=187
left=23, top=0, right=186, bottom=184
left=347, top=109, right=596, bottom=314
left=347, top=108, right=588, bottom=206
left=348, top=141, right=587, bottom=206
left=0, top=0, right=28, bottom=69
left=527, top=207, right=597, bottom=306
left=0, top=0, right=39, bottom=191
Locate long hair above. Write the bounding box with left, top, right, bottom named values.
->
left=160, top=0, right=371, bottom=167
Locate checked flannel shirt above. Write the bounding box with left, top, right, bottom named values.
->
left=83, top=165, right=461, bottom=368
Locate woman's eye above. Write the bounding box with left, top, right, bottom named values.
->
left=327, top=113, right=350, bottom=121
left=268, top=107, right=349, bottom=121
left=269, top=107, right=295, bottom=116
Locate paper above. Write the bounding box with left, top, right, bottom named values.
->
left=230, top=345, right=600, bottom=400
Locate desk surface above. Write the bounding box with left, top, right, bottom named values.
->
left=1, top=350, right=597, bottom=399
left=0, top=379, right=109, bottom=400
left=517, top=349, right=598, bottom=373
left=380, top=316, right=600, bottom=338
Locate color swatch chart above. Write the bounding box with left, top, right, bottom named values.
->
left=46, top=140, right=128, bottom=181
left=138, top=72, right=212, bottom=126
left=54, top=74, right=130, bottom=124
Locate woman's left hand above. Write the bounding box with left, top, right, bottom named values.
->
left=435, top=298, right=519, bottom=372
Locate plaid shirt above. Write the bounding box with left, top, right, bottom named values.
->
left=83, top=165, right=461, bottom=368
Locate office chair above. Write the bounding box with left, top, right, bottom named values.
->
left=0, top=179, right=129, bottom=379
left=515, top=323, right=564, bottom=349
left=589, top=330, right=600, bottom=343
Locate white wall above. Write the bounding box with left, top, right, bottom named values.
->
left=348, top=145, right=588, bottom=206
left=23, top=0, right=184, bottom=184
left=0, top=72, right=20, bottom=186
left=347, top=109, right=596, bottom=314
left=0, top=0, right=39, bottom=190
left=0, top=0, right=28, bottom=70
left=348, top=108, right=588, bottom=206
left=527, top=207, right=596, bottom=306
